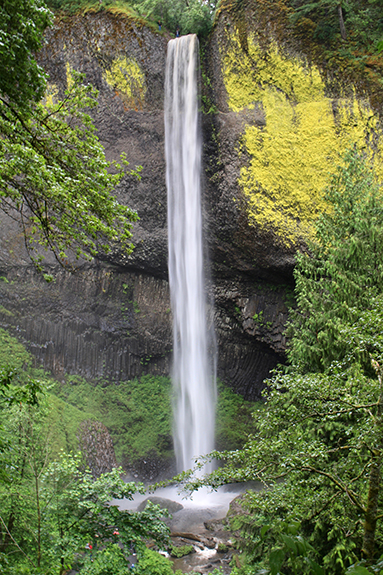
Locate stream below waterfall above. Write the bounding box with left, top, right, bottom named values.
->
left=114, top=482, right=263, bottom=573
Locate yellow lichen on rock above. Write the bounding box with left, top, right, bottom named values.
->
left=66, top=61, right=74, bottom=90
left=222, top=32, right=383, bottom=245
left=104, top=56, right=146, bottom=110
left=44, top=83, right=59, bottom=107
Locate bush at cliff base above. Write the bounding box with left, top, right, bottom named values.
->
left=79, top=545, right=177, bottom=575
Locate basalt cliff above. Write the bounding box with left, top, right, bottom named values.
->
left=0, top=3, right=382, bottom=401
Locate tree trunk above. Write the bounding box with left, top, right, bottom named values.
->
left=0, top=512, right=15, bottom=552
left=338, top=4, right=347, bottom=40
left=362, top=370, right=383, bottom=564
left=362, top=451, right=382, bottom=562
left=35, top=471, right=41, bottom=568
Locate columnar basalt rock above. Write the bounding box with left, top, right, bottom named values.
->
left=0, top=265, right=172, bottom=381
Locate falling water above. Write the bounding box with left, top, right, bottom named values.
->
left=165, top=34, right=217, bottom=473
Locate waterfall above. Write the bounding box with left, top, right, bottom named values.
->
left=165, top=34, right=217, bottom=473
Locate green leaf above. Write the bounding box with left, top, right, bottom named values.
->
left=346, top=566, right=372, bottom=574
left=280, top=534, right=298, bottom=555
left=269, top=548, right=285, bottom=575
left=261, top=524, right=271, bottom=538
left=306, top=558, right=325, bottom=575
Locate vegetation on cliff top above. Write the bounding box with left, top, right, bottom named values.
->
left=218, top=0, right=383, bottom=70
left=44, top=0, right=383, bottom=72
left=45, top=0, right=216, bottom=37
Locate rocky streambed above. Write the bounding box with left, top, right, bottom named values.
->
left=117, top=486, right=254, bottom=574
left=165, top=521, right=235, bottom=574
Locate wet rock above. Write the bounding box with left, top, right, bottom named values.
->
left=171, top=536, right=205, bottom=551
left=201, top=537, right=217, bottom=549
left=204, top=518, right=227, bottom=531
left=170, top=532, right=202, bottom=542
left=77, top=420, right=117, bottom=478
left=137, top=496, right=183, bottom=513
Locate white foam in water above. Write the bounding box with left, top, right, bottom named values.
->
left=165, top=34, right=217, bottom=474
left=114, top=485, right=241, bottom=516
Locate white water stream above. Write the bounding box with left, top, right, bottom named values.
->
left=165, top=34, right=217, bottom=473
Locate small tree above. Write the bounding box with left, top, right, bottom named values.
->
left=288, top=147, right=383, bottom=375
left=0, top=404, right=170, bottom=573
left=0, top=0, right=139, bottom=273
left=40, top=453, right=170, bottom=572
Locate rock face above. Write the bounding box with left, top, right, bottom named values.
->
left=1, top=6, right=381, bottom=402
left=0, top=265, right=172, bottom=381
left=0, top=9, right=289, bottom=400
left=78, top=419, right=118, bottom=478
left=205, top=0, right=383, bottom=261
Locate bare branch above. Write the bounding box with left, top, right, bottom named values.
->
left=0, top=514, right=36, bottom=568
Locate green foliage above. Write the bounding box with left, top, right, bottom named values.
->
left=189, top=149, right=383, bottom=573
left=346, top=561, right=383, bottom=574
left=136, top=546, right=175, bottom=575
left=0, top=328, right=254, bottom=473
left=0, top=328, right=94, bottom=455
left=0, top=425, right=170, bottom=573
left=215, top=381, right=259, bottom=451
left=53, top=374, right=174, bottom=464
left=169, top=543, right=194, bottom=557
left=252, top=310, right=264, bottom=323
left=45, top=0, right=215, bottom=37
left=288, top=0, right=383, bottom=49
left=45, top=393, right=95, bottom=453
left=0, top=71, right=139, bottom=269
left=287, top=148, right=383, bottom=374
left=80, top=543, right=131, bottom=574
left=0, top=365, right=43, bottom=408
left=0, top=327, right=33, bottom=372
left=55, top=374, right=256, bottom=463
left=236, top=520, right=324, bottom=575
left=133, top=0, right=215, bottom=37
left=203, top=364, right=383, bottom=570
left=0, top=329, right=174, bottom=464
left=0, top=1, right=140, bottom=271
left=0, top=400, right=56, bottom=569
left=0, top=0, right=51, bottom=107
left=0, top=349, right=172, bottom=573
